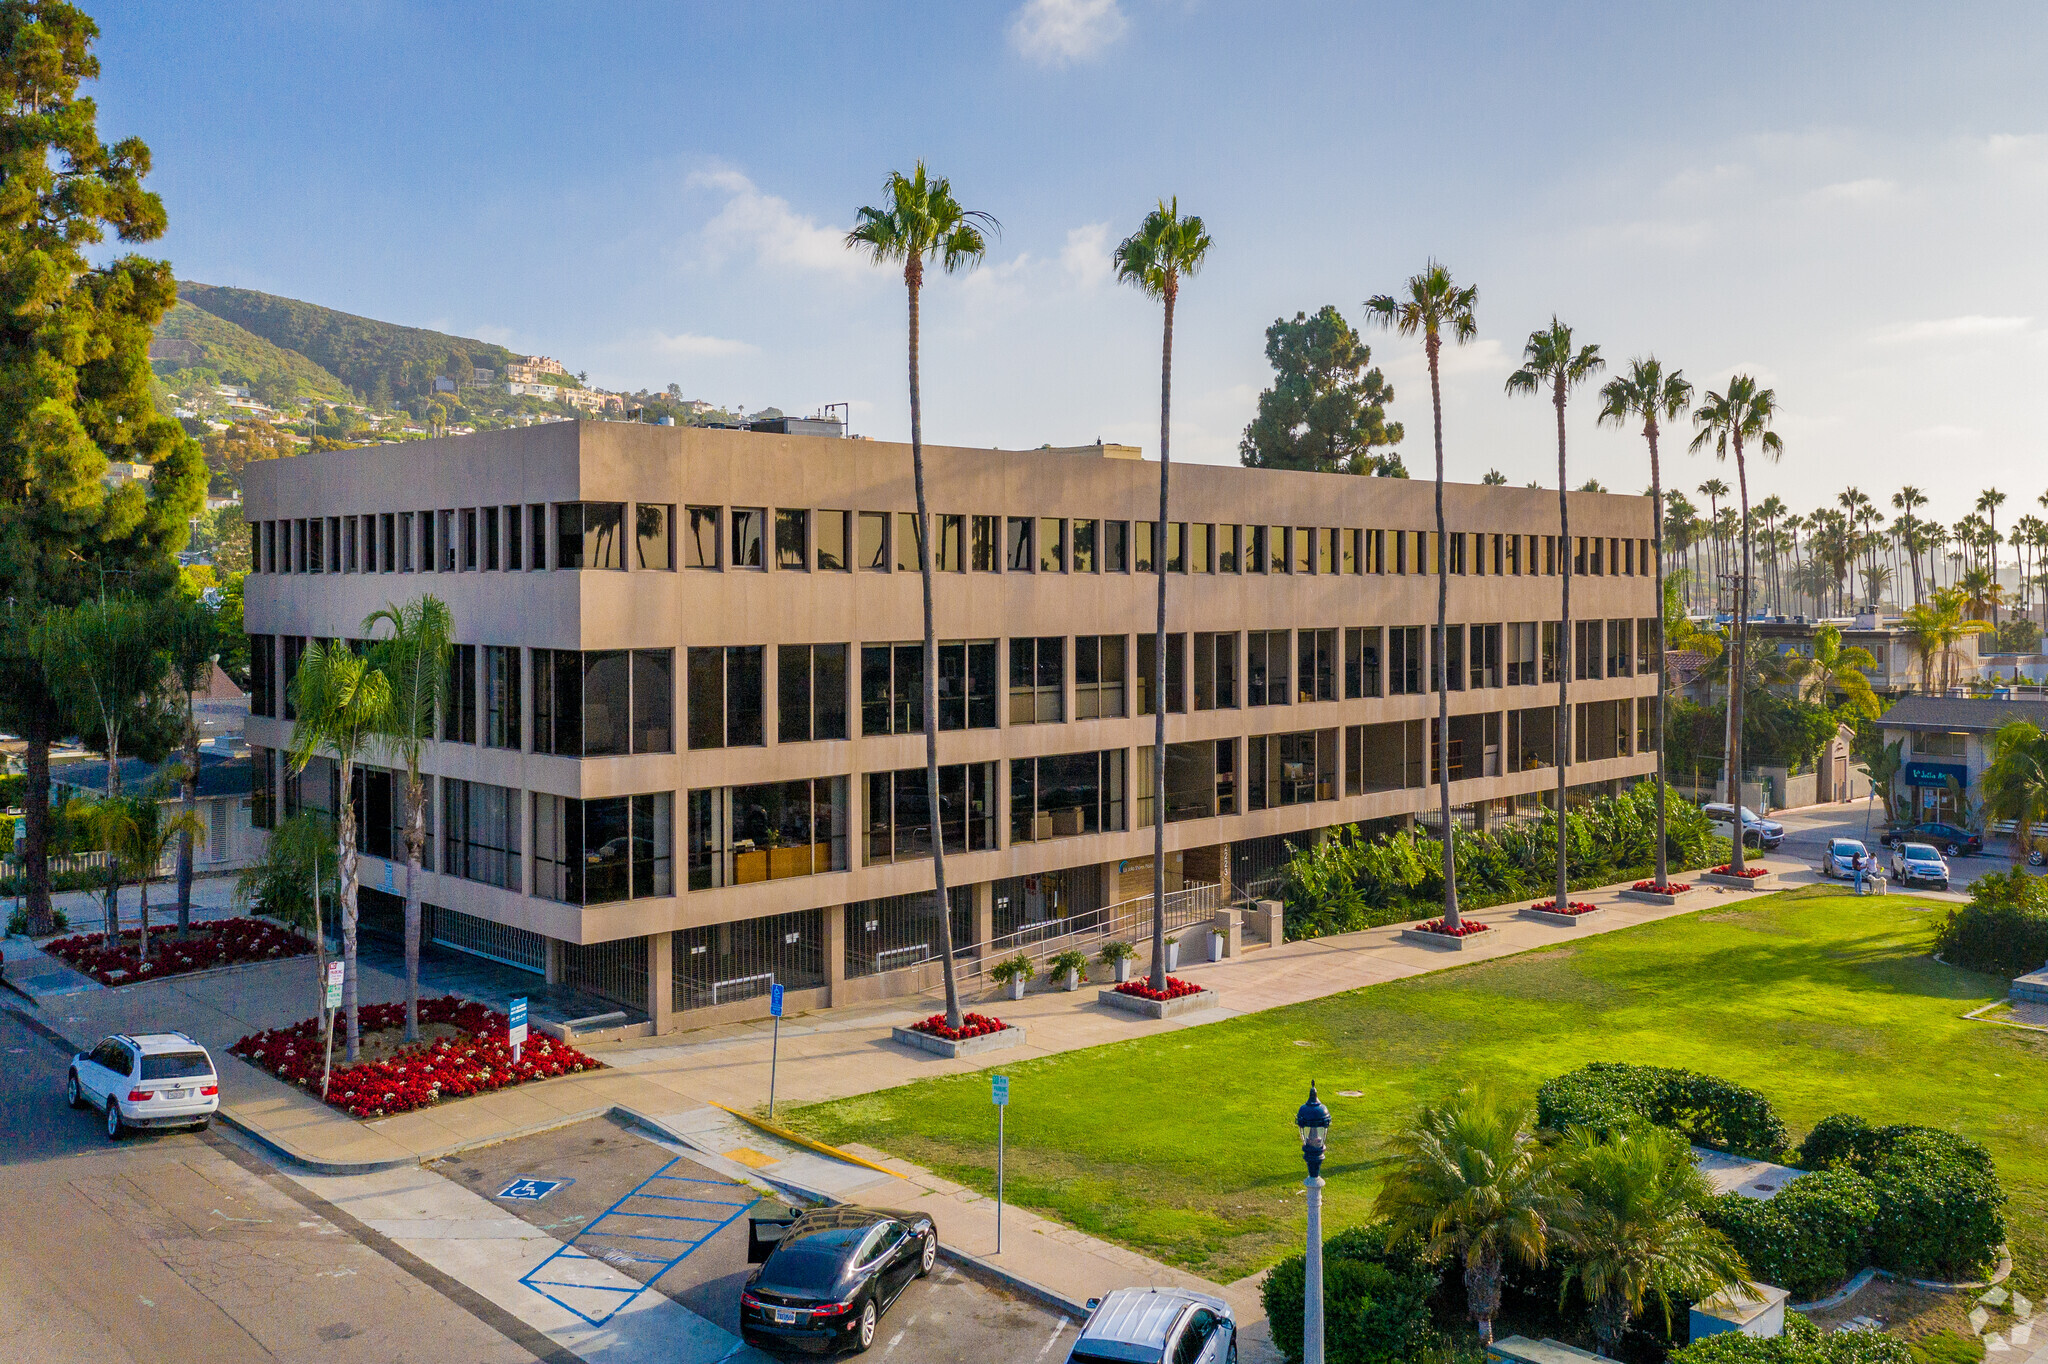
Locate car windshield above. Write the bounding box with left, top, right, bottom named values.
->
left=1068, top=1350, right=1157, bottom=1364
left=140, top=1052, right=213, bottom=1080
left=1831, top=841, right=1865, bottom=854
left=1904, top=844, right=1940, bottom=861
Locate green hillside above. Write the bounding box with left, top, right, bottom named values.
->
left=176, top=281, right=520, bottom=399
left=154, top=301, right=353, bottom=403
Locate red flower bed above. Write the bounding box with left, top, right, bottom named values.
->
left=1710, top=864, right=1770, bottom=878
left=1632, top=880, right=1693, bottom=894
left=908, top=1011, right=1009, bottom=1041
left=47, top=918, right=312, bottom=985
left=1114, top=975, right=1205, bottom=1001
left=1529, top=899, right=1601, bottom=915
left=1411, top=918, right=1491, bottom=938
left=230, top=995, right=602, bottom=1119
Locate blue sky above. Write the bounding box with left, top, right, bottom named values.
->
left=102, top=2, right=2048, bottom=527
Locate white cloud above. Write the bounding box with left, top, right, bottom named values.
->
left=1008, top=0, right=1127, bottom=66
left=1059, top=222, right=1112, bottom=290
left=686, top=167, right=861, bottom=278
left=1867, top=315, right=2032, bottom=345
left=1905, top=424, right=1982, bottom=441
left=646, top=330, right=758, bottom=359
left=1810, top=176, right=1897, bottom=205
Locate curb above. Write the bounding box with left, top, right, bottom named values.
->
left=215, top=1101, right=614, bottom=1176
left=700, top=1100, right=902, bottom=1176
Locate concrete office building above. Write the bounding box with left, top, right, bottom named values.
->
left=241, top=421, right=1661, bottom=1035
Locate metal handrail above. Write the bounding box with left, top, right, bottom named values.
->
left=976, top=880, right=1222, bottom=975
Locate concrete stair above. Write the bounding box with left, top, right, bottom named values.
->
left=2011, top=968, right=2048, bottom=1006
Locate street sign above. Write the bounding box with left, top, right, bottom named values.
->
left=991, top=1075, right=1009, bottom=1106
left=324, top=960, right=343, bottom=1009
left=496, top=1176, right=568, bottom=1202
left=992, top=1074, right=1008, bottom=1254
left=769, top=982, right=784, bottom=1018
left=383, top=861, right=395, bottom=892
left=508, top=997, right=528, bottom=1061
left=767, top=982, right=785, bottom=1116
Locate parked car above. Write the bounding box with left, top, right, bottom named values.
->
left=1889, top=842, right=1950, bottom=890
left=1067, top=1288, right=1237, bottom=1364
left=741, top=1205, right=936, bottom=1354
left=1702, top=803, right=1785, bottom=850
left=67, top=1032, right=219, bottom=1140
left=1821, top=838, right=1870, bottom=879
left=1878, top=821, right=1982, bottom=857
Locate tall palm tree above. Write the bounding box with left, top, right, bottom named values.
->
left=1893, top=487, right=1928, bottom=604
left=1793, top=623, right=1880, bottom=720
left=364, top=595, right=452, bottom=1043
left=1982, top=719, right=2048, bottom=865
left=1367, top=263, right=1479, bottom=928
left=1507, top=320, right=1604, bottom=908
left=1114, top=199, right=1212, bottom=991
left=1900, top=587, right=1989, bottom=693
left=1599, top=359, right=1692, bottom=891
left=1375, top=1088, right=1553, bottom=1344
left=1690, top=376, right=1782, bottom=875
left=1978, top=488, right=2008, bottom=623
left=1551, top=1124, right=1752, bottom=1357
left=162, top=595, right=225, bottom=940
left=95, top=782, right=204, bottom=972
left=286, top=640, right=394, bottom=1061
left=847, top=164, right=996, bottom=1031
left=1696, top=479, right=1729, bottom=595
left=1753, top=495, right=1787, bottom=614
left=1959, top=567, right=1996, bottom=621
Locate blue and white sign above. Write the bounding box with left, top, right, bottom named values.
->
left=508, top=997, right=528, bottom=1059
left=1903, top=760, right=1968, bottom=789
left=991, top=1075, right=1009, bottom=1106
left=769, top=982, right=784, bottom=1018
left=382, top=861, right=395, bottom=892
left=497, top=1176, right=568, bottom=1202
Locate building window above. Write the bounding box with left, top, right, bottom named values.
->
left=1270, top=525, right=1292, bottom=574
left=250, top=745, right=274, bottom=829
left=1344, top=627, right=1382, bottom=699
left=1471, top=623, right=1503, bottom=689
left=461, top=508, right=477, bottom=570
left=816, top=510, right=850, bottom=571
left=1509, top=706, right=1559, bottom=771
left=527, top=505, right=546, bottom=571
left=970, top=514, right=999, bottom=571
left=532, top=792, right=672, bottom=904
left=888, top=511, right=921, bottom=571
left=1072, top=518, right=1098, bottom=572
left=533, top=648, right=674, bottom=756
left=1297, top=628, right=1337, bottom=703
left=484, top=646, right=521, bottom=749
left=1009, top=750, right=1125, bottom=844
left=1247, top=630, right=1291, bottom=706
left=1543, top=621, right=1562, bottom=682
left=767, top=508, right=806, bottom=571
left=481, top=507, right=498, bottom=570
left=687, top=778, right=848, bottom=888
left=937, top=639, right=998, bottom=731
left=381, top=512, right=397, bottom=571
left=280, top=636, right=306, bottom=719
left=861, top=641, right=994, bottom=734
left=731, top=507, right=765, bottom=569
left=636, top=504, right=673, bottom=570
left=1607, top=618, right=1634, bottom=677
left=1575, top=621, right=1605, bottom=681
left=845, top=889, right=976, bottom=978
left=777, top=643, right=850, bottom=743
left=1433, top=625, right=1466, bottom=693
left=1916, top=730, right=1966, bottom=758
left=1574, top=699, right=1631, bottom=762
left=1009, top=637, right=1065, bottom=724
left=685, top=506, right=720, bottom=568
left=1189, top=522, right=1212, bottom=573
left=1217, top=523, right=1242, bottom=573
left=248, top=634, right=275, bottom=718
left=1038, top=517, right=1066, bottom=573
left=863, top=763, right=998, bottom=864
left=1388, top=626, right=1424, bottom=695
left=687, top=645, right=764, bottom=749
left=1137, top=633, right=1186, bottom=715
left=555, top=502, right=624, bottom=570
left=1344, top=720, right=1425, bottom=795
left=937, top=513, right=964, bottom=571
left=1638, top=616, right=1657, bottom=675
left=344, top=516, right=359, bottom=572
left=442, top=779, right=521, bottom=890
left=1508, top=622, right=1539, bottom=686
left=1138, top=739, right=1237, bottom=824
left=859, top=511, right=889, bottom=570
left=631, top=648, right=674, bottom=753
left=1103, top=520, right=1130, bottom=573
left=1246, top=729, right=1338, bottom=809
left=1073, top=635, right=1128, bottom=719
left=1006, top=516, right=1034, bottom=572
left=442, top=644, right=477, bottom=743
left=505, top=503, right=523, bottom=570
left=1194, top=631, right=1237, bottom=711
left=438, top=509, right=456, bottom=571
left=674, top=910, right=827, bottom=1011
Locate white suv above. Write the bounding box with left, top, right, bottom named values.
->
left=67, top=1033, right=220, bottom=1140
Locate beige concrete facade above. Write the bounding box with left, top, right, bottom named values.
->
left=242, top=420, right=1660, bottom=1029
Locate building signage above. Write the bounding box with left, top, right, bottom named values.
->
left=1903, top=761, right=1967, bottom=788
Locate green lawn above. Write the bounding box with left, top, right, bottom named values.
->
left=792, top=886, right=2048, bottom=1286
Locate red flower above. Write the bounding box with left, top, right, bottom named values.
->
left=1709, top=865, right=1769, bottom=878
left=46, top=919, right=313, bottom=985
left=909, top=1011, right=1008, bottom=1041
left=1632, top=881, right=1693, bottom=894
left=1413, top=918, right=1490, bottom=938
left=1113, top=976, right=1204, bottom=1001
left=1529, top=900, right=1601, bottom=915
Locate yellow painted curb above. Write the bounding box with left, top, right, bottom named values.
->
left=704, top=1100, right=902, bottom=1178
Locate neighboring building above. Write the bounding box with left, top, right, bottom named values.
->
left=747, top=414, right=846, bottom=439
left=1876, top=693, right=2048, bottom=825
left=103, top=461, right=154, bottom=489
left=50, top=742, right=267, bottom=874
left=1751, top=616, right=1984, bottom=695
left=507, top=380, right=622, bottom=415
left=242, top=421, right=1662, bottom=1034
left=506, top=356, right=571, bottom=385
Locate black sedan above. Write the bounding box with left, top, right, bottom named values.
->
left=742, top=1205, right=938, bottom=1355
left=1879, top=821, right=1982, bottom=856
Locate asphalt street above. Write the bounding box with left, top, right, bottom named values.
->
left=1770, top=801, right=2042, bottom=894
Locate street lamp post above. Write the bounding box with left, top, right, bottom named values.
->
left=1297, top=1081, right=1333, bottom=1364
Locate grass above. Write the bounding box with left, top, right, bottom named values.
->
left=792, top=885, right=2048, bottom=1287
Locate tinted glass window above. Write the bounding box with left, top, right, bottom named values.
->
left=765, top=1245, right=852, bottom=1292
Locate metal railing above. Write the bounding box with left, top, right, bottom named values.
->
left=2, top=850, right=176, bottom=879
left=1232, top=874, right=1285, bottom=910
left=976, top=880, right=1222, bottom=975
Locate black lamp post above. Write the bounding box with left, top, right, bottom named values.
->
left=1296, top=1082, right=1332, bottom=1364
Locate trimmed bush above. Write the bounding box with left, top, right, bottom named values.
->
left=1536, top=1062, right=1791, bottom=1161
left=1795, top=1116, right=2005, bottom=1281
left=1932, top=868, right=2048, bottom=978
left=1672, top=1313, right=1912, bottom=1364
left=1261, top=1223, right=1440, bottom=1364
left=1702, top=1170, right=1879, bottom=1300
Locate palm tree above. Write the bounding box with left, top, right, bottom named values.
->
left=286, top=640, right=394, bottom=1061
left=1600, top=360, right=1692, bottom=888
left=1114, top=199, right=1212, bottom=991
left=1793, top=623, right=1880, bottom=720
left=1982, top=719, right=2048, bottom=865
left=94, top=783, right=204, bottom=972
left=1696, top=479, right=1729, bottom=593
left=1893, top=487, right=1928, bottom=604
left=1690, top=376, right=1783, bottom=875
left=162, top=595, right=225, bottom=940
left=1551, top=1124, right=1752, bottom=1357
left=847, top=164, right=996, bottom=1031
left=1978, top=489, right=2008, bottom=623
left=1367, top=263, right=1480, bottom=928
left=1753, top=495, right=1787, bottom=614
left=1508, top=321, right=1604, bottom=908
left=1374, top=1088, right=1553, bottom=1344
left=1959, top=567, right=1997, bottom=622
left=364, top=595, right=452, bottom=1043
left=1900, top=588, right=1990, bottom=692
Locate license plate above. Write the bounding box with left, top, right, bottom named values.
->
left=771, top=1309, right=797, bottom=1325
left=164, top=1089, right=188, bottom=1100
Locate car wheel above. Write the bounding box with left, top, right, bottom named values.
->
left=66, top=1072, right=84, bottom=1110
left=105, top=1099, right=124, bottom=1141
left=918, top=1232, right=936, bottom=1278
left=1938, top=882, right=1949, bottom=892
left=853, top=1299, right=878, bottom=1353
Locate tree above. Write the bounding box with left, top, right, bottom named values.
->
left=1367, top=263, right=1479, bottom=929
left=1978, top=488, right=2007, bottom=624
left=1238, top=304, right=1404, bottom=475
left=1482, top=469, right=1508, bottom=485
left=1690, top=377, right=1783, bottom=876
left=1794, top=623, right=1880, bottom=721
left=1599, top=358, right=1692, bottom=889
left=235, top=809, right=338, bottom=1021
left=91, top=781, right=202, bottom=971
left=845, top=163, right=996, bottom=1032
left=1116, top=198, right=1213, bottom=993
left=1508, top=320, right=1605, bottom=908
left=1981, top=720, right=2048, bottom=865
left=201, top=419, right=294, bottom=491
left=1697, top=479, right=1729, bottom=591
left=1551, top=1124, right=1752, bottom=1357
left=364, top=595, right=451, bottom=1042
left=0, top=1, right=206, bottom=937
left=1892, top=486, right=1928, bottom=604
left=161, top=592, right=225, bottom=938
left=285, top=641, right=393, bottom=1060
left=1900, top=588, right=1989, bottom=693
left=1374, top=1087, right=1552, bottom=1344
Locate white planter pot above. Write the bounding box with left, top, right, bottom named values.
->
left=1113, top=958, right=1132, bottom=983
left=1164, top=942, right=1179, bottom=971
left=1062, top=968, right=1079, bottom=992
left=1208, top=930, right=1223, bottom=963
left=1007, top=976, right=1026, bottom=1001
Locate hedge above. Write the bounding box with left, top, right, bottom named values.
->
left=1794, top=1116, right=2005, bottom=1280
left=1536, top=1062, right=1791, bottom=1161
left=1672, top=1313, right=1912, bottom=1364
left=1702, top=1170, right=1879, bottom=1300
left=1260, top=1224, right=1440, bottom=1364
left=1931, top=868, right=2048, bottom=978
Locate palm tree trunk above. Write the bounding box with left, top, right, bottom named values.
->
left=1648, top=423, right=1670, bottom=889
left=103, top=725, right=122, bottom=942
left=22, top=718, right=55, bottom=937
left=1430, top=334, right=1460, bottom=927
left=906, top=264, right=963, bottom=1032
left=1150, top=286, right=1176, bottom=987
left=137, top=874, right=150, bottom=968
left=403, top=772, right=425, bottom=1043
left=176, top=711, right=198, bottom=939
left=1553, top=383, right=1572, bottom=908
left=1727, top=443, right=1750, bottom=875
left=1465, top=1245, right=1504, bottom=1345
left=338, top=757, right=362, bottom=1060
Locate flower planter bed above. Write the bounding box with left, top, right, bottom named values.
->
left=1098, top=976, right=1218, bottom=1020
left=891, top=1013, right=1026, bottom=1058
left=1398, top=919, right=1493, bottom=950
left=47, top=919, right=311, bottom=986
left=1518, top=900, right=1609, bottom=928
left=230, top=995, right=602, bottom=1120
left=1622, top=881, right=1695, bottom=907
left=1703, top=866, right=1775, bottom=890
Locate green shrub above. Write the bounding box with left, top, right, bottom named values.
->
left=1672, top=1313, right=1912, bottom=1364
left=1260, top=1223, right=1441, bottom=1364
left=1795, top=1117, right=2005, bottom=1281
left=1702, top=1170, right=1880, bottom=1300
left=6, top=905, right=69, bottom=936
left=1536, top=1062, right=1791, bottom=1160
left=1932, top=868, right=2048, bottom=978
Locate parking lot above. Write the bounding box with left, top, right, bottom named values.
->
left=431, top=1116, right=1079, bottom=1362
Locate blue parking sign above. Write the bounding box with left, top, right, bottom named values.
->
left=770, top=982, right=784, bottom=1017
left=991, top=1075, right=1009, bottom=1106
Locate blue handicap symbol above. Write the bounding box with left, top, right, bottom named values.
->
left=497, top=1176, right=568, bottom=1202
